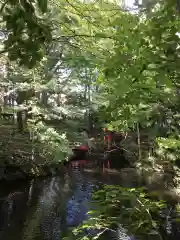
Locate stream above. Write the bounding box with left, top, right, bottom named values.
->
left=0, top=168, right=179, bottom=240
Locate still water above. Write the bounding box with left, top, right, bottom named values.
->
left=0, top=168, right=138, bottom=240
left=0, top=168, right=179, bottom=240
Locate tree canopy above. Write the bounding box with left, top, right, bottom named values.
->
left=1, top=0, right=180, bottom=239
left=0, top=0, right=180, bottom=163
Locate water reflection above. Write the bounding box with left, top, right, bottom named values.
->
left=0, top=169, right=153, bottom=240
left=0, top=169, right=111, bottom=240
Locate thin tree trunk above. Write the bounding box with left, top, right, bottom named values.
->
left=137, top=122, right=141, bottom=162
left=56, top=94, right=61, bottom=106
left=41, top=91, right=48, bottom=106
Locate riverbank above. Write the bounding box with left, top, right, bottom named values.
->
left=0, top=122, right=70, bottom=181
left=0, top=162, right=68, bottom=181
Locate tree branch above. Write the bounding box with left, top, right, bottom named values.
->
left=53, top=34, right=114, bottom=41
left=0, top=0, right=8, bottom=13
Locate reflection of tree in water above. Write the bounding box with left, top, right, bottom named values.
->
left=22, top=170, right=95, bottom=240
left=22, top=175, right=72, bottom=240
left=0, top=171, right=142, bottom=240
left=0, top=187, right=29, bottom=240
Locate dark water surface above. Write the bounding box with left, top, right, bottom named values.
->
left=0, top=169, right=137, bottom=240
left=0, top=168, right=179, bottom=240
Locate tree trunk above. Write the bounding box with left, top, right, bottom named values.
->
left=137, top=122, right=141, bottom=162
left=17, top=111, right=24, bottom=132
left=41, top=91, right=48, bottom=106
left=56, top=94, right=61, bottom=106
left=3, top=87, right=8, bottom=107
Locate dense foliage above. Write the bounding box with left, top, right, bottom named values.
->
left=1, top=0, right=180, bottom=238
left=0, top=0, right=51, bottom=67
left=66, top=186, right=166, bottom=240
